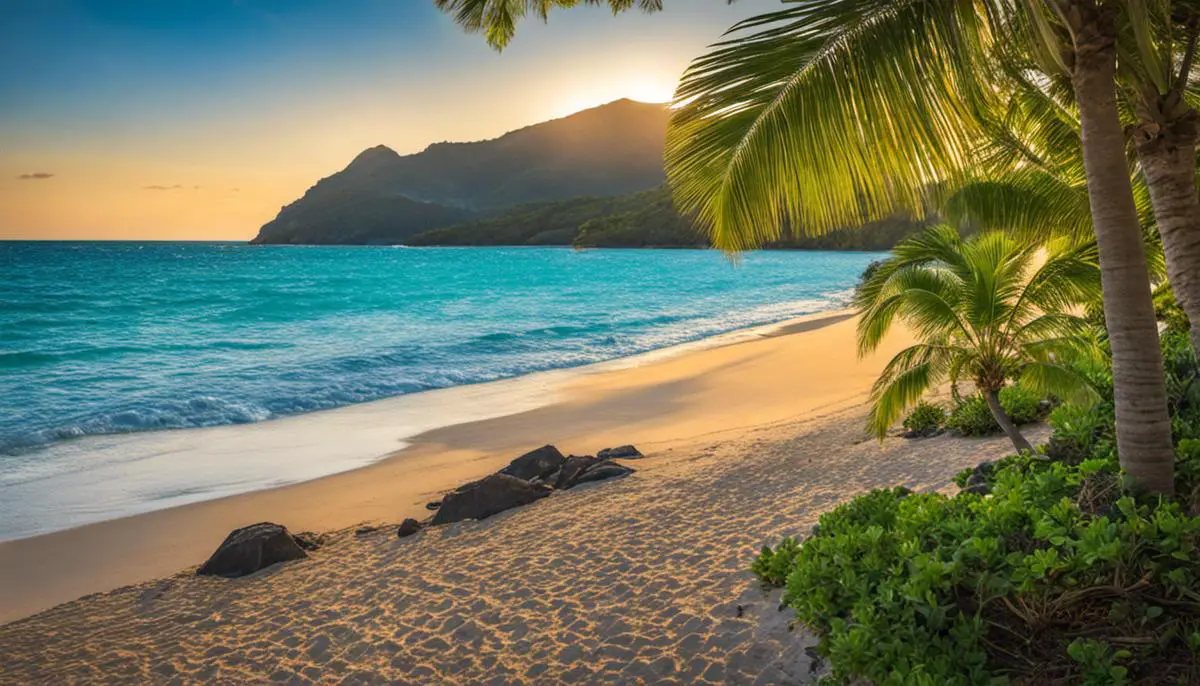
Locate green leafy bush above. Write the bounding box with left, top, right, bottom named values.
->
left=902, top=401, right=946, bottom=437
left=1178, top=439, right=1200, bottom=513
left=1046, top=402, right=1112, bottom=464
left=751, top=537, right=800, bottom=587
left=755, top=455, right=1200, bottom=683
left=999, top=384, right=1044, bottom=424
left=946, top=387, right=1047, bottom=437
left=1154, top=282, right=1191, bottom=336
left=946, top=394, right=998, bottom=436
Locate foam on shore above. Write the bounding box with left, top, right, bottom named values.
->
left=0, top=309, right=854, bottom=542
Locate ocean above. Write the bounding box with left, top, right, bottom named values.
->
left=0, top=242, right=880, bottom=540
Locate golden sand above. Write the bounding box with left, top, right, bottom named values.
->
left=0, top=314, right=1040, bottom=683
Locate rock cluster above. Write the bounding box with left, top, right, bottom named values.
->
left=198, top=444, right=642, bottom=576
left=430, top=444, right=639, bottom=526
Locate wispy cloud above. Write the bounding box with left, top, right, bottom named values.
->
left=142, top=184, right=201, bottom=191
left=17, top=172, right=54, bottom=180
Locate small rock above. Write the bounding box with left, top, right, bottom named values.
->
left=431, top=474, right=551, bottom=525
left=425, top=501, right=441, bottom=511
left=198, top=522, right=307, bottom=578
left=597, top=444, right=644, bottom=460
left=499, top=445, right=566, bottom=482
left=355, top=525, right=382, bottom=537
left=961, top=461, right=995, bottom=495
left=553, top=455, right=598, bottom=490
left=397, top=518, right=423, bottom=538
left=570, top=460, right=635, bottom=487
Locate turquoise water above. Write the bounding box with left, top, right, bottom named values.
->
left=0, top=242, right=878, bottom=537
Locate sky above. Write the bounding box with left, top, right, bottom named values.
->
left=0, top=0, right=777, bottom=241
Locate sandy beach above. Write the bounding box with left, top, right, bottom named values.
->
left=0, top=312, right=1041, bottom=683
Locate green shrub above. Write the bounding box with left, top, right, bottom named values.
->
left=1154, top=282, right=1191, bottom=336
left=1046, top=402, right=1112, bottom=464
left=1161, top=331, right=1200, bottom=443
left=902, top=401, right=946, bottom=437
left=999, top=384, right=1044, bottom=424
left=946, top=394, right=998, bottom=436
left=755, top=455, right=1200, bottom=684
left=946, top=387, right=1048, bottom=437
left=1178, top=439, right=1200, bottom=513
left=751, top=537, right=800, bottom=587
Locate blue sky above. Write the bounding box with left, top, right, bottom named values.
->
left=0, top=0, right=778, bottom=239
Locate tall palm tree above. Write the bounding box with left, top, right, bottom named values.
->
left=1018, top=1, right=1175, bottom=493
left=1121, top=4, right=1200, bottom=357
left=857, top=226, right=1101, bottom=453
left=436, top=0, right=1177, bottom=494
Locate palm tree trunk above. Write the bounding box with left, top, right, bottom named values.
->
left=1135, top=114, right=1200, bottom=355
left=1069, top=4, right=1175, bottom=495
left=985, top=389, right=1034, bottom=454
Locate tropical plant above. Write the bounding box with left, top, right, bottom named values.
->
left=1121, top=5, right=1200, bottom=359
left=436, top=0, right=1180, bottom=493
left=857, top=226, right=1100, bottom=453
left=752, top=456, right=1200, bottom=683
left=902, top=400, right=946, bottom=437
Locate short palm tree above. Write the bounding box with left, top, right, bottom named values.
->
left=857, top=225, right=1102, bottom=453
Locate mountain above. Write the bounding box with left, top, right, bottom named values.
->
left=408, top=186, right=930, bottom=251
left=251, top=99, right=670, bottom=245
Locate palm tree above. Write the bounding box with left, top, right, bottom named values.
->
left=1122, top=6, right=1200, bottom=357
left=1017, top=1, right=1175, bottom=493
left=857, top=226, right=1101, bottom=453
left=436, top=0, right=1177, bottom=494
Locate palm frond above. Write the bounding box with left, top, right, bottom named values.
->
left=433, top=0, right=667, bottom=50
left=867, top=342, right=959, bottom=437
left=1019, top=361, right=1101, bottom=406
left=666, top=0, right=993, bottom=250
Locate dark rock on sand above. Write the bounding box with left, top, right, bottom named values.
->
left=554, top=455, right=598, bottom=490
left=425, top=501, right=441, bottom=511
left=431, top=474, right=551, bottom=525
left=570, top=460, right=635, bottom=488
left=198, top=522, right=307, bottom=578
left=597, top=445, right=644, bottom=460
left=397, top=518, right=423, bottom=538
left=499, top=445, right=566, bottom=481
left=355, top=525, right=383, bottom=537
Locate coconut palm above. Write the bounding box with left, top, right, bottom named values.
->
left=857, top=225, right=1102, bottom=453
left=437, top=0, right=1178, bottom=493
left=1120, top=5, right=1200, bottom=358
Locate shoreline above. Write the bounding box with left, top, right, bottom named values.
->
left=0, top=308, right=893, bottom=625
left=0, top=307, right=856, bottom=544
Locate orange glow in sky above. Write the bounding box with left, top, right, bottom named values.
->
left=0, top=1, right=778, bottom=241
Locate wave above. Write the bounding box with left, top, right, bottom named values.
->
left=0, top=299, right=843, bottom=456
left=1, top=246, right=880, bottom=461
